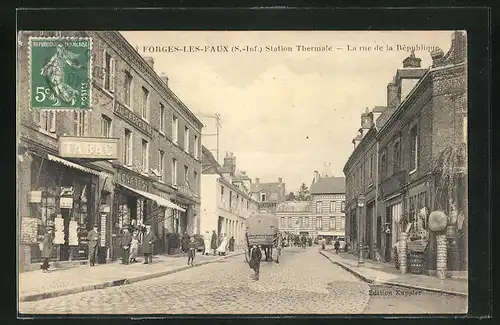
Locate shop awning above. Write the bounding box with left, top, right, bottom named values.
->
left=119, top=184, right=186, bottom=212
left=317, top=231, right=343, bottom=237
left=46, top=154, right=101, bottom=176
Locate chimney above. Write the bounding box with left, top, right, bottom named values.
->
left=255, top=178, right=260, bottom=184
left=143, top=56, right=154, bottom=69
left=278, top=177, right=282, bottom=184
left=313, top=170, right=320, bottom=183
left=160, top=72, right=169, bottom=86
left=360, top=107, right=372, bottom=130
left=223, top=152, right=236, bottom=175
left=431, top=48, right=445, bottom=68
left=387, top=79, right=399, bottom=110
left=402, top=50, right=421, bottom=68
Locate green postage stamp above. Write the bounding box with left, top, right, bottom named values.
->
left=29, top=37, right=93, bottom=110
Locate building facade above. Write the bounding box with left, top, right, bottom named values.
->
left=250, top=177, right=286, bottom=214
left=18, top=31, right=203, bottom=271
left=344, top=31, right=467, bottom=274
left=200, top=149, right=259, bottom=245
left=277, top=201, right=312, bottom=235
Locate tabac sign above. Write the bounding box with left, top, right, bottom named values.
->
left=59, top=136, right=119, bottom=160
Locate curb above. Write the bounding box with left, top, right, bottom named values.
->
left=319, top=251, right=467, bottom=297
left=20, top=252, right=244, bottom=303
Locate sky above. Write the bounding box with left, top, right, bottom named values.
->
left=120, top=31, right=454, bottom=193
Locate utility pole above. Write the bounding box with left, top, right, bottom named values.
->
left=196, top=113, right=222, bottom=163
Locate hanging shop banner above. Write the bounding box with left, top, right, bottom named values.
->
left=29, top=191, right=42, bottom=203
left=54, top=217, right=65, bottom=244
left=59, top=136, right=119, bottom=160
left=100, top=215, right=107, bottom=247
left=60, top=186, right=74, bottom=197
left=60, top=197, right=73, bottom=209
left=68, top=220, right=79, bottom=246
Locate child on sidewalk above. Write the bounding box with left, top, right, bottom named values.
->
left=187, top=236, right=196, bottom=266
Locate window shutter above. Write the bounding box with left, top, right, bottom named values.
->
left=110, top=57, right=115, bottom=92
left=102, top=50, right=107, bottom=85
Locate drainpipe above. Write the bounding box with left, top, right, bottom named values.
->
left=375, top=139, right=379, bottom=257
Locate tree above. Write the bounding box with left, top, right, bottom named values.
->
left=296, top=183, right=311, bottom=201
left=285, top=192, right=296, bottom=201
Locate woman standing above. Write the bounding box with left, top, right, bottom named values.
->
left=181, top=231, right=190, bottom=254
left=228, top=236, right=235, bottom=252
left=40, top=226, right=54, bottom=272
left=216, top=233, right=228, bottom=256
left=129, top=230, right=139, bottom=263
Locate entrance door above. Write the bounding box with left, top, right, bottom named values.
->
left=366, top=202, right=373, bottom=258
left=217, top=216, right=223, bottom=239
left=385, top=206, right=392, bottom=262
left=376, top=215, right=382, bottom=252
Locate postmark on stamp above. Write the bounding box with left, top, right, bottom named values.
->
left=29, top=37, right=93, bottom=110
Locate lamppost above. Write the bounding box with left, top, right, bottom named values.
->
left=357, top=195, right=365, bottom=267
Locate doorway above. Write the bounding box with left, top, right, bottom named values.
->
left=366, top=202, right=374, bottom=259
left=376, top=215, right=382, bottom=252
left=217, top=216, right=223, bottom=239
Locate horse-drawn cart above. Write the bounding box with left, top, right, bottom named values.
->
left=245, top=213, right=281, bottom=263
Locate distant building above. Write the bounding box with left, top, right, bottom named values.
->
left=309, top=172, right=346, bottom=238
left=250, top=177, right=286, bottom=214
left=277, top=201, right=312, bottom=235
left=200, top=149, right=258, bottom=244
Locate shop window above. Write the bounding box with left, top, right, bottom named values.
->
left=171, top=158, right=178, bottom=186
left=74, top=111, right=85, bottom=136
left=159, top=103, right=165, bottom=133
left=124, top=71, right=133, bottom=107
left=101, top=115, right=112, bottom=138
left=172, top=116, right=178, bottom=144
left=141, top=139, right=149, bottom=173
left=410, top=124, right=419, bottom=172
left=103, top=50, right=115, bottom=92
left=33, top=111, right=56, bottom=134
left=124, top=129, right=132, bottom=166
left=184, top=127, right=190, bottom=153
left=141, top=87, right=149, bottom=120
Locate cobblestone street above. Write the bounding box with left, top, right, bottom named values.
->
left=18, top=246, right=467, bottom=315
left=19, top=246, right=370, bottom=314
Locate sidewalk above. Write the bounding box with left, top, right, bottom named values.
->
left=319, top=249, right=467, bottom=297
left=19, top=247, right=245, bottom=302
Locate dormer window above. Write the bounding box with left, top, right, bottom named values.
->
left=260, top=193, right=267, bottom=202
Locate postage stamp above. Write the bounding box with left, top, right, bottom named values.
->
left=28, top=36, right=93, bottom=110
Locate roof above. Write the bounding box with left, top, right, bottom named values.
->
left=277, top=201, right=311, bottom=212
left=250, top=182, right=281, bottom=194
left=310, top=176, right=345, bottom=194
left=373, top=106, right=386, bottom=113
left=396, top=68, right=428, bottom=80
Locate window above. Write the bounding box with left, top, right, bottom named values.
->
left=184, top=126, right=190, bottom=153
left=361, top=163, right=365, bottom=187
left=330, top=217, right=335, bottom=229
left=335, top=202, right=342, bottom=213
left=33, top=111, right=56, bottom=133
left=369, top=154, right=374, bottom=183
left=408, top=192, right=427, bottom=233
left=341, top=217, right=345, bottom=230
left=341, top=201, right=345, bottom=213
left=229, top=191, right=233, bottom=208
left=101, top=115, right=112, bottom=138
left=124, top=71, right=133, bottom=107
left=103, top=51, right=115, bottom=92
left=124, top=129, right=132, bottom=166
left=171, top=159, right=178, bottom=186
left=410, top=125, right=418, bottom=172
left=74, top=111, right=85, bottom=136
left=316, top=201, right=323, bottom=213
left=159, top=103, right=165, bottom=133
left=221, top=185, right=224, bottom=196
left=172, top=116, right=178, bottom=144
left=304, top=217, right=309, bottom=228
left=184, top=165, right=188, bottom=183
left=394, top=140, right=401, bottom=173
left=194, top=135, right=199, bottom=158
left=316, top=217, right=322, bottom=229
left=141, top=139, right=149, bottom=173
left=288, top=217, right=292, bottom=228
left=193, top=171, right=198, bottom=193
left=299, top=217, right=303, bottom=227
left=158, top=150, right=165, bottom=180
left=330, top=201, right=335, bottom=213
left=260, top=193, right=267, bottom=202
left=380, top=151, right=387, bottom=180
left=141, top=87, right=149, bottom=120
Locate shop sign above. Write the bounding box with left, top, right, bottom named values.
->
left=60, top=186, right=74, bottom=197
left=100, top=215, right=106, bottom=247
left=99, top=204, right=111, bottom=213
left=68, top=220, right=79, bottom=246
left=114, top=101, right=153, bottom=137
left=116, top=170, right=149, bottom=192
left=59, top=136, right=119, bottom=160
left=29, top=191, right=42, bottom=203
left=54, top=217, right=65, bottom=244
left=60, top=197, right=73, bottom=209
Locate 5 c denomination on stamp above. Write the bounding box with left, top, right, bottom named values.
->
left=29, top=37, right=93, bottom=111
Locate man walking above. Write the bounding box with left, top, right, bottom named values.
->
left=142, top=225, right=154, bottom=264
left=249, top=244, right=262, bottom=281
left=210, top=230, right=218, bottom=256
left=87, top=224, right=100, bottom=267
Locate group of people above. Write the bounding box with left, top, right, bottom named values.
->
left=121, top=225, right=155, bottom=265
left=202, top=230, right=235, bottom=256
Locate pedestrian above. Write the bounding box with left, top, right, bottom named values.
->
left=121, top=227, right=132, bottom=265
left=142, top=225, right=154, bottom=264
left=187, top=236, right=196, bottom=266
left=129, top=230, right=139, bottom=263
left=216, top=233, right=228, bottom=256
left=181, top=231, right=190, bottom=254
left=228, top=236, right=235, bottom=252
left=203, top=230, right=211, bottom=255
left=87, top=224, right=100, bottom=267
left=249, top=244, right=262, bottom=281
left=211, top=230, right=218, bottom=255
left=321, top=237, right=326, bottom=250
left=40, top=226, right=54, bottom=272
left=334, top=238, right=340, bottom=254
